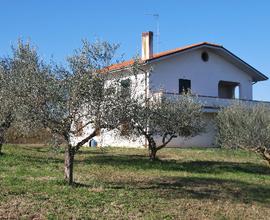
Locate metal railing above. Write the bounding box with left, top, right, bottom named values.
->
left=151, top=91, right=270, bottom=112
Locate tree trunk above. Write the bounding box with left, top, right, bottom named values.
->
left=147, top=136, right=158, bottom=161
left=74, top=129, right=98, bottom=152
left=262, top=148, right=270, bottom=165
left=63, top=130, right=98, bottom=185
left=0, top=133, right=4, bottom=155
left=149, top=148, right=157, bottom=160
left=64, top=145, right=75, bottom=185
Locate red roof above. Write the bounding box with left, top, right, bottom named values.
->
left=107, top=42, right=222, bottom=71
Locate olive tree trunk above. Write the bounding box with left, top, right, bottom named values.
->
left=63, top=129, right=98, bottom=185
left=64, top=145, right=75, bottom=185
left=147, top=133, right=177, bottom=161
left=149, top=147, right=157, bottom=160
left=147, top=136, right=158, bottom=161
left=261, top=147, right=270, bottom=165
left=0, top=132, right=4, bottom=155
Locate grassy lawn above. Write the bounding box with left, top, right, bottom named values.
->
left=0, top=145, right=270, bottom=219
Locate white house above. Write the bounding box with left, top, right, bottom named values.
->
left=73, top=31, right=269, bottom=148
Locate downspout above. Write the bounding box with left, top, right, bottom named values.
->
left=144, top=68, right=149, bottom=148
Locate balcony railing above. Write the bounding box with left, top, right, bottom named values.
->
left=152, top=91, right=270, bottom=112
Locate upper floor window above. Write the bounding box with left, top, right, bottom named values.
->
left=201, top=51, right=209, bottom=62
left=179, top=79, right=191, bottom=94
left=120, top=79, right=131, bottom=98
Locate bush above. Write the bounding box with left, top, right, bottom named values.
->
left=216, top=103, right=270, bottom=164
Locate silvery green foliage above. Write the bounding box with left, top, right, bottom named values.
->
left=120, top=89, right=204, bottom=159
left=0, top=60, right=13, bottom=150
left=67, top=39, right=120, bottom=74
left=42, top=39, right=127, bottom=184
left=216, top=104, right=270, bottom=164
left=151, top=94, right=204, bottom=138
left=40, top=39, right=124, bottom=150
left=0, top=40, right=51, bottom=150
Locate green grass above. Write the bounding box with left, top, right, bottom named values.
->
left=0, top=145, right=270, bottom=219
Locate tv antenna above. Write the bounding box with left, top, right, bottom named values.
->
left=145, top=13, right=160, bottom=53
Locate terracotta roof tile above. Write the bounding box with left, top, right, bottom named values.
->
left=150, top=42, right=221, bottom=60
left=107, top=42, right=222, bottom=71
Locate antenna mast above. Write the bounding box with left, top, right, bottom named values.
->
left=145, top=13, right=160, bottom=53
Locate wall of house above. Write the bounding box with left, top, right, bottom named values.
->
left=70, top=72, right=147, bottom=147
left=153, top=112, right=216, bottom=147
left=150, top=48, right=253, bottom=100
left=72, top=112, right=216, bottom=148
left=71, top=48, right=255, bottom=148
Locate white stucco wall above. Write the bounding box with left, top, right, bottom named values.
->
left=153, top=112, right=216, bottom=147
left=150, top=48, right=253, bottom=100
left=72, top=47, right=257, bottom=148
left=70, top=71, right=148, bottom=147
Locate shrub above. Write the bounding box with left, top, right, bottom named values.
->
left=216, top=103, right=270, bottom=164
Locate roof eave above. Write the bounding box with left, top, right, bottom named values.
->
left=146, top=43, right=268, bottom=82
left=219, top=46, right=268, bottom=82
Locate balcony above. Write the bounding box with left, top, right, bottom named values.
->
left=152, top=91, right=270, bottom=112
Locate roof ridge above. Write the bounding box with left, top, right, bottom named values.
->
left=107, top=42, right=221, bottom=71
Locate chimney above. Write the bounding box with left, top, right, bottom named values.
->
left=141, top=31, right=153, bottom=60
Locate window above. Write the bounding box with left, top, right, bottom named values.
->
left=179, top=79, right=191, bottom=94
left=201, top=52, right=209, bottom=62
left=120, top=79, right=131, bottom=98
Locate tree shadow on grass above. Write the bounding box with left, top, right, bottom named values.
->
left=5, top=145, right=270, bottom=176
left=4, top=152, right=64, bottom=165
left=83, top=154, right=270, bottom=176
left=106, top=176, right=270, bottom=204
left=6, top=146, right=269, bottom=204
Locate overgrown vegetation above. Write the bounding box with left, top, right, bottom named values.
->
left=0, top=145, right=269, bottom=219
left=216, top=103, right=270, bottom=164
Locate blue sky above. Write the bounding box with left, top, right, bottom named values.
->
left=1, top=0, right=270, bottom=100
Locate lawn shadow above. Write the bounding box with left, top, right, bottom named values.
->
left=6, top=152, right=64, bottom=165
left=83, top=153, right=270, bottom=176
left=106, top=176, right=270, bottom=204
left=5, top=145, right=270, bottom=176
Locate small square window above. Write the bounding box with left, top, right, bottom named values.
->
left=179, top=79, right=191, bottom=94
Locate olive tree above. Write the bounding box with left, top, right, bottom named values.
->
left=0, top=61, right=13, bottom=154
left=0, top=41, right=51, bottom=154
left=122, top=92, right=204, bottom=160
left=216, top=103, right=270, bottom=164
left=39, top=40, right=126, bottom=184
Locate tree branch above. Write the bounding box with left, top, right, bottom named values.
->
left=74, top=129, right=98, bottom=152
left=157, top=133, right=177, bottom=151
left=261, top=147, right=270, bottom=165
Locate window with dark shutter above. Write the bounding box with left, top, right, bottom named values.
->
left=179, top=79, right=191, bottom=94
left=120, top=79, right=131, bottom=98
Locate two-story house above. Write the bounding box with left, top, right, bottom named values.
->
left=73, top=31, right=269, bottom=148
